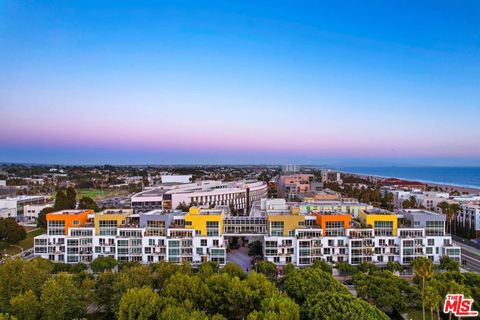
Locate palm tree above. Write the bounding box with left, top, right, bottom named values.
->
left=424, top=280, right=442, bottom=320
left=449, top=203, right=460, bottom=236
left=437, top=202, right=452, bottom=233
left=412, top=257, right=434, bottom=320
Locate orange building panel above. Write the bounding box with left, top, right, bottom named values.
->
left=315, top=214, right=351, bottom=233
left=46, top=209, right=93, bottom=235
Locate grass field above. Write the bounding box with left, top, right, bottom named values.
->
left=51, top=188, right=129, bottom=200
left=18, top=228, right=46, bottom=250
left=1, top=228, right=46, bottom=257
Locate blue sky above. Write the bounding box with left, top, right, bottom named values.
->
left=1, top=1, right=479, bottom=165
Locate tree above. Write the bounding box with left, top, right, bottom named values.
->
left=0, top=219, right=26, bottom=244
left=386, top=261, right=403, bottom=274
left=423, top=280, right=442, bottom=320
left=19, top=258, right=53, bottom=297
left=304, top=292, right=389, bottom=320
left=284, top=267, right=349, bottom=305
left=248, top=240, right=262, bottom=257
left=256, top=261, right=277, bottom=282
left=53, top=190, right=69, bottom=210
left=118, top=287, right=161, bottom=320
left=336, top=262, right=358, bottom=276
left=10, top=290, right=39, bottom=320
left=437, top=202, right=452, bottom=233
left=197, top=262, right=218, bottom=279
left=176, top=202, right=189, bottom=212
left=150, top=261, right=181, bottom=290
left=77, top=196, right=100, bottom=212
left=162, top=273, right=208, bottom=310
left=354, top=270, right=418, bottom=315
left=221, top=262, right=246, bottom=280
left=0, top=314, right=17, bottom=320
left=412, top=257, right=434, bottom=320
left=66, top=187, right=77, bottom=208
left=40, top=273, right=85, bottom=320
left=95, top=271, right=118, bottom=317
left=90, top=256, right=117, bottom=273
left=449, top=203, right=460, bottom=235
left=439, top=256, right=460, bottom=272
left=36, top=207, right=55, bottom=228
left=312, top=259, right=333, bottom=274
left=224, top=272, right=277, bottom=319
left=247, top=295, right=300, bottom=320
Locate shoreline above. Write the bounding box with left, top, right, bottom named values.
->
left=340, top=170, right=480, bottom=194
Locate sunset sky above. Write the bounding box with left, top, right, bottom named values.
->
left=1, top=1, right=479, bottom=165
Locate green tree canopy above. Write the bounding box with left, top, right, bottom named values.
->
left=354, top=270, right=418, bottom=315
left=284, top=267, right=349, bottom=304
left=118, top=287, right=161, bottom=320
left=304, top=292, right=389, bottom=320
left=90, top=256, right=117, bottom=273
left=0, top=218, right=26, bottom=244
left=40, top=273, right=85, bottom=320
left=10, top=290, right=39, bottom=320
left=77, top=196, right=100, bottom=212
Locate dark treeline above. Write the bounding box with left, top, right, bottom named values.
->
left=1, top=256, right=478, bottom=320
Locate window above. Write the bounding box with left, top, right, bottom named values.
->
left=200, top=239, right=207, bottom=247
left=146, top=220, right=165, bottom=236
left=427, top=239, right=434, bottom=246
left=99, top=220, right=118, bottom=236
left=426, top=221, right=445, bottom=236
left=206, top=221, right=219, bottom=236
left=325, top=221, right=344, bottom=236
left=374, top=221, right=393, bottom=236
left=270, top=221, right=284, bottom=236
left=196, top=248, right=203, bottom=255
left=47, top=220, right=65, bottom=235
left=213, top=240, right=219, bottom=247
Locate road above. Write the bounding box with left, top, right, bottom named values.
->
left=453, top=241, right=480, bottom=273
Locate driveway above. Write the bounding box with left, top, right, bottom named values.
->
left=227, top=246, right=252, bottom=272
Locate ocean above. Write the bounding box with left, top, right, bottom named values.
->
left=338, top=167, right=480, bottom=189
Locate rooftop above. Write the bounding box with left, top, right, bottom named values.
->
left=48, top=209, right=91, bottom=215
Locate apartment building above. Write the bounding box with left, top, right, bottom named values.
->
left=457, top=202, right=480, bottom=238
left=276, top=174, right=314, bottom=200
left=262, top=200, right=460, bottom=267
left=34, top=208, right=226, bottom=265
left=34, top=199, right=460, bottom=269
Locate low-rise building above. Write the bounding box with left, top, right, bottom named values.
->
left=131, top=180, right=267, bottom=214
left=23, top=203, right=54, bottom=219
left=35, top=199, right=460, bottom=269
left=0, top=195, right=49, bottom=219
left=457, top=202, right=480, bottom=238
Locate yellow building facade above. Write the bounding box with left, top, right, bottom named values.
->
left=94, top=210, right=130, bottom=235
left=267, top=208, right=305, bottom=236
left=358, top=210, right=398, bottom=236
left=185, top=207, right=224, bottom=236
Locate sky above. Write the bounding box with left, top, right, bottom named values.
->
left=1, top=1, right=479, bottom=166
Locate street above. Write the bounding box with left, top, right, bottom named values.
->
left=453, top=241, right=480, bottom=273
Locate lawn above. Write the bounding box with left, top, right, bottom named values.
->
left=0, top=228, right=46, bottom=257
left=51, top=188, right=129, bottom=200
left=18, top=228, right=46, bottom=250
